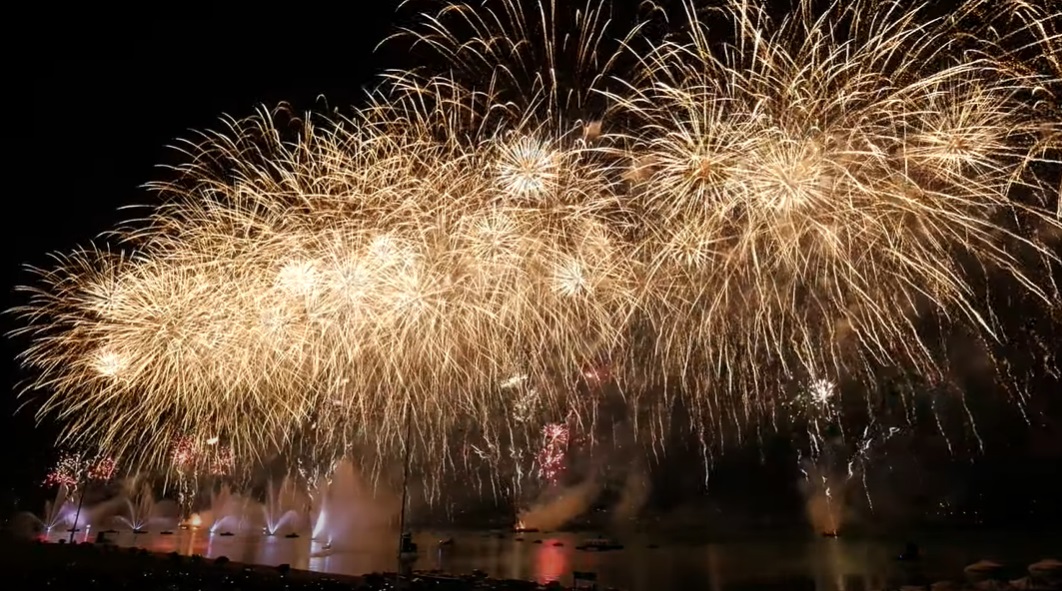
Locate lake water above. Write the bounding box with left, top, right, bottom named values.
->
left=44, top=528, right=1059, bottom=590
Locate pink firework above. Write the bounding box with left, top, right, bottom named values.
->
left=208, top=445, right=235, bottom=476
left=43, top=452, right=116, bottom=489
left=87, top=456, right=117, bottom=481
left=43, top=452, right=81, bottom=489
left=171, top=436, right=199, bottom=471
left=170, top=435, right=234, bottom=476
left=536, top=423, right=569, bottom=484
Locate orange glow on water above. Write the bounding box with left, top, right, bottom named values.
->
left=534, top=539, right=568, bottom=583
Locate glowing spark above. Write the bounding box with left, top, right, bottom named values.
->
left=536, top=423, right=569, bottom=483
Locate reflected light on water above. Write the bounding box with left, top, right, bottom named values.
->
left=32, top=528, right=1061, bottom=591
left=822, top=537, right=845, bottom=591
left=505, top=536, right=524, bottom=581
left=535, top=539, right=569, bottom=584
left=706, top=544, right=722, bottom=590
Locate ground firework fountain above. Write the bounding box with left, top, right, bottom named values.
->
left=200, top=485, right=246, bottom=534
left=118, top=483, right=161, bottom=533
left=36, top=486, right=75, bottom=533
left=262, top=475, right=302, bottom=536
left=308, top=477, right=330, bottom=542
left=308, top=459, right=399, bottom=551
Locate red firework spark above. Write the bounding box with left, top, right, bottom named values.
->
left=171, top=436, right=198, bottom=470
left=43, top=453, right=81, bottom=489
left=44, top=452, right=117, bottom=489
left=170, top=435, right=234, bottom=476
left=87, top=456, right=117, bottom=481
left=537, top=423, right=569, bottom=483
left=209, top=445, right=235, bottom=476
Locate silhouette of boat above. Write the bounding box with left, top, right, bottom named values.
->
left=576, top=538, right=624, bottom=551
left=964, top=560, right=1003, bottom=575
left=132, top=529, right=146, bottom=535
left=160, top=530, right=174, bottom=535
left=1029, top=559, right=1062, bottom=585
left=102, top=529, right=118, bottom=534
left=284, top=533, right=300, bottom=539
left=218, top=531, right=235, bottom=537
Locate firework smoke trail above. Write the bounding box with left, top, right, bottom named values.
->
left=8, top=0, right=1062, bottom=479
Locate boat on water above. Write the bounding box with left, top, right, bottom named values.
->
left=964, top=560, right=1003, bottom=575
left=284, top=533, right=300, bottom=539
left=576, top=538, right=624, bottom=551
left=1029, top=558, right=1062, bottom=577
left=218, top=531, right=235, bottom=537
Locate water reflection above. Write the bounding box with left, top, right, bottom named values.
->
left=534, top=538, right=568, bottom=583
left=39, top=529, right=1057, bottom=591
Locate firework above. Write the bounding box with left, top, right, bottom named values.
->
left=169, top=435, right=235, bottom=477
left=536, top=423, right=569, bottom=484
left=610, top=0, right=1062, bottom=440
left=44, top=451, right=117, bottom=489
left=43, top=453, right=82, bottom=490
left=87, top=456, right=118, bottom=481
left=9, top=0, right=1061, bottom=479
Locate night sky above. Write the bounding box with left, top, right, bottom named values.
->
left=4, top=4, right=1060, bottom=527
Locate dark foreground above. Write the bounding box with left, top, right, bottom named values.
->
left=0, top=535, right=584, bottom=591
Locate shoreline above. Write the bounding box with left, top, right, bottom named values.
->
left=4, top=530, right=1059, bottom=590
left=0, top=534, right=585, bottom=590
